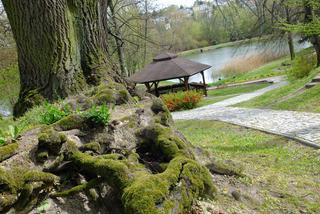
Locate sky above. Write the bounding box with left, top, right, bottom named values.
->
left=156, top=0, right=196, bottom=8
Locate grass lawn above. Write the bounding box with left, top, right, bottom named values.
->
left=175, top=120, right=320, bottom=213
left=198, top=82, right=271, bottom=107
left=210, top=57, right=290, bottom=87
left=0, top=48, right=19, bottom=112
left=236, top=67, right=320, bottom=113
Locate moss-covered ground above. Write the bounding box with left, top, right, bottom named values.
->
left=175, top=120, right=320, bottom=213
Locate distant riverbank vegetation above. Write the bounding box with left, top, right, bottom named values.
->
left=220, top=52, right=286, bottom=78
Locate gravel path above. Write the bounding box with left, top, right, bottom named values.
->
left=173, top=79, right=320, bottom=148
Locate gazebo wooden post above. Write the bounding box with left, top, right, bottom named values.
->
left=184, top=77, right=190, bottom=91
left=154, top=81, right=160, bottom=97
left=201, top=71, right=208, bottom=96
left=145, top=82, right=151, bottom=93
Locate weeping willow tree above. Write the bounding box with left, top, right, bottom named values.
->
left=2, top=0, right=119, bottom=116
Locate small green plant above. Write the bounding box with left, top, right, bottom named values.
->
left=8, top=125, right=19, bottom=139
left=287, top=53, right=316, bottom=80
left=84, top=104, right=111, bottom=126
left=0, top=125, right=19, bottom=146
left=0, top=136, right=6, bottom=146
left=41, top=103, right=69, bottom=125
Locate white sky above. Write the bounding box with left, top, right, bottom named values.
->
left=156, top=0, right=196, bottom=8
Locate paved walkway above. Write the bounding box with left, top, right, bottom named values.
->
left=205, top=79, right=288, bottom=107
left=173, top=79, right=320, bottom=148
left=208, top=76, right=285, bottom=90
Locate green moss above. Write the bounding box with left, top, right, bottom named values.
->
left=138, top=124, right=193, bottom=162
left=53, top=114, right=86, bottom=131
left=37, top=128, right=67, bottom=155
left=71, top=151, right=130, bottom=189
left=13, top=89, right=45, bottom=117
left=0, top=143, right=19, bottom=162
left=117, top=90, right=130, bottom=104
left=0, top=168, right=17, bottom=193
left=80, top=142, right=101, bottom=153
left=151, top=98, right=173, bottom=126
left=23, top=171, right=59, bottom=184
left=93, top=89, right=116, bottom=105
left=52, top=178, right=99, bottom=198
left=151, top=98, right=168, bottom=114
left=155, top=112, right=173, bottom=127
left=0, top=193, right=18, bottom=210
left=36, top=150, right=49, bottom=163
left=122, top=156, right=216, bottom=214
left=205, top=160, right=244, bottom=177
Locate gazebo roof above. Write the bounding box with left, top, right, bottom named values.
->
left=130, top=53, right=212, bottom=84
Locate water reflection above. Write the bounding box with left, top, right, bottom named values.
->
left=184, top=38, right=310, bottom=83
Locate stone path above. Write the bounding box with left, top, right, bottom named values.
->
left=208, top=75, right=285, bottom=90
left=205, top=80, right=288, bottom=108
left=173, top=79, right=320, bottom=148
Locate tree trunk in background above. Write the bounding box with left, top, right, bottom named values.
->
left=304, top=1, right=320, bottom=67
left=108, top=0, right=129, bottom=77
left=143, top=0, right=148, bottom=64
left=2, top=0, right=112, bottom=116
left=285, top=7, right=295, bottom=60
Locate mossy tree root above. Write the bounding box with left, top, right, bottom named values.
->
left=0, top=143, right=19, bottom=162
left=50, top=123, right=216, bottom=214
left=0, top=169, right=59, bottom=213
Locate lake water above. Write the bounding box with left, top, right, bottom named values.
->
left=183, top=38, right=310, bottom=83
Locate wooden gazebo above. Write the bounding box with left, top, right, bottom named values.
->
left=130, top=53, right=211, bottom=96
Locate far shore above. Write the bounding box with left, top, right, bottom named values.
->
left=179, top=36, right=270, bottom=56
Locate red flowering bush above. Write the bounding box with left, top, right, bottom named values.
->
left=161, top=90, right=203, bottom=112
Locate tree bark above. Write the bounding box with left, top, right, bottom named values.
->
left=285, top=6, right=295, bottom=60
left=2, top=0, right=112, bottom=116
left=304, top=1, right=320, bottom=67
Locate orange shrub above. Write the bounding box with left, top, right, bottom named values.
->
left=161, top=90, right=203, bottom=112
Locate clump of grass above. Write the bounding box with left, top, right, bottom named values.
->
left=40, top=103, right=70, bottom=125
left=220, top=52, right=285, bottom=78
left=84, top=104, right=111, bottom=126
left=287, top=52, right=316, bottom=80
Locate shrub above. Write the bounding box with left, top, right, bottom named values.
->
left=287, top=53, right=316, bottom=80
left=161, top=91, right=203, bottom=112
left=84, top=104, right=111, bottom=126
left=41, top=103, right=69, bottom=125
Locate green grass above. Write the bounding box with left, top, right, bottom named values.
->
left=236, top=67, right=320, bottom=112
left=0, top=48, right=19, bottom=112
left=197, top=82, right=271, bottom=107
left=175, top=120, right=320, bottom=213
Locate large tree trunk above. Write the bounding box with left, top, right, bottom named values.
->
left=2, top=0, right=111, bottom=116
